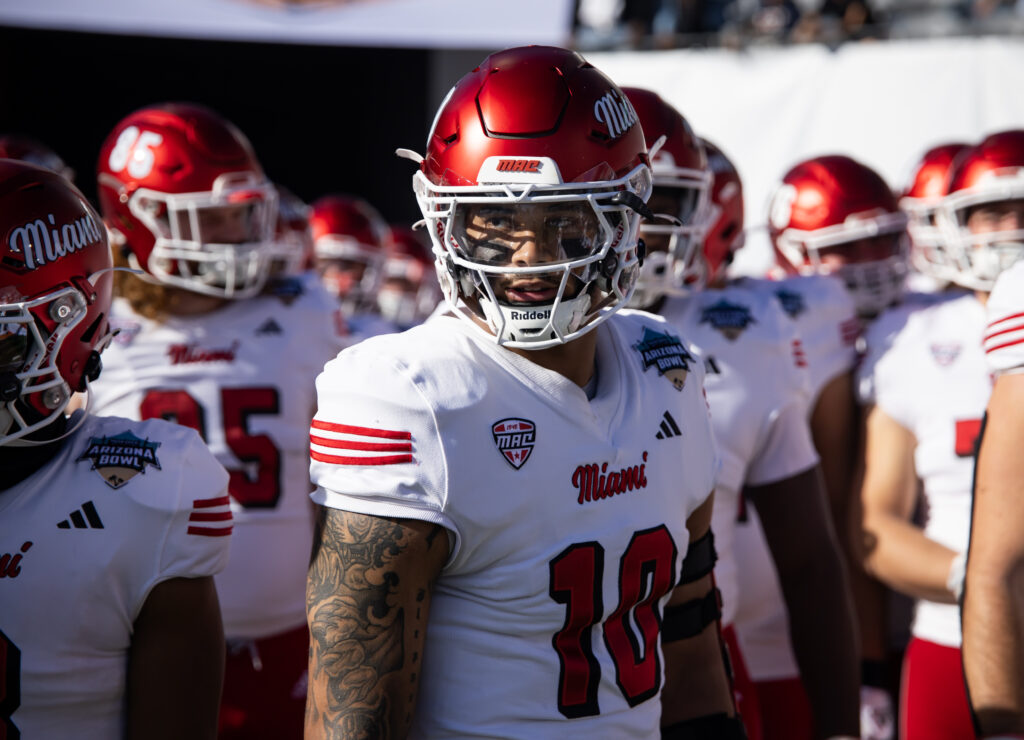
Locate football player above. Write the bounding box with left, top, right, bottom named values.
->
left=899, top=142, right=971, bottom=294
left=91, top=103, right=344, bottom=740
left=624, top=87, right=860, bottom=740
left=310, top=193, right=398, bottom=341
left=964, top=257, right=1024, bottom=738
left=377, top=223, right=442, bottom=329
left=306, top=46, right=742, bottom=738
left=855, top=130, right=1024, bottom=739
left=0, top=159, right=230, bottom=738
left=751, top=154, right=916, bottom=740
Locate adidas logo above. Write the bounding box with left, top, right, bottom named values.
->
left=655, top=411, right=682, bottom=440
left=256, top=318, right=282, bottom=335
left=57, top=501, right=104, bottom=529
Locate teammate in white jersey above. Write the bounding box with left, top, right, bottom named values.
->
left=0, top=159, right=230, bottom=739
left=624, top=88, right=859, bottom=740
left=311, top=193, right=400, bottom=342
left=306, top=46, right=741, bottom=739
left=92, top=103, right=343, bottom=740
left=857, top=130, right=1024, bottom=740
left=962, top=207, right=1024, bottom=738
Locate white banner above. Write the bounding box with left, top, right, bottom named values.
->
left=588, top=38, right=1024, bottom=275
left=0, top=0, right=574, bottom=49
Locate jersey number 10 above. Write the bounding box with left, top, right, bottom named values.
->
left=549, top=525, right=677, bottom=718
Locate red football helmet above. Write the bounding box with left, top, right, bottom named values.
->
left=377, top=224, right=442, bottom=327
left=701, top=139, right=744, bottom=287
left=0, top=160, right=113, bottom=445
left=935, top=130, right=1024, bottom=290
left=269, top=184, right=314, bottom=277
left=0, top=135, right=75, bottom=182
left=622, top=87, right=712, bottom=307
left=768, top=155, right=908, bottom=317
left=96, top=103, right=278, bottom=299
left=310, top=194, right=389, bottom=314
left=899, top=142, right=970, bottom=283
left=405, top=46, right=652, bottom=349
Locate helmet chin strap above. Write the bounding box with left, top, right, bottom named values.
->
left=479, top=291, right=592, bottom=347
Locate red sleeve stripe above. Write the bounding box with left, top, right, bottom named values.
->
left=311, top=419, right=411, bottom=440
left=988, top=310, right=1024, bottom=329
left=311, top=449, right=413, bottom=466
left=985, top=335, right=1024, bottom=354
left=188, top=525, right=234, bottom=537
left=984, top=322, right=1024, bottom=343
left=189, top=511, right=233, bottom=522
left=310, top=434, right=412, bottom=453
left=193, top=496, right=231, bottom=508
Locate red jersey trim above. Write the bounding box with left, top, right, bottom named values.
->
left=193, top=496, right=231, bottom=508
left=987, top=310, right=1024, bottom=329
left=311, top=419, right=411, bottom=440
left=984, top=321, right=1024, bottom=343
left=189, top=511, right=233, bottom=522
left=309, top=433, right=412, bottom=453
left=310, top=449, right=414, bottom=466
left=188, top=525, right=234, bottom=537
left=986, top=335, right=1024, bottom=354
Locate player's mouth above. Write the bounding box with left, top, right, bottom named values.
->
left=502, top=279, right=560, bottom=304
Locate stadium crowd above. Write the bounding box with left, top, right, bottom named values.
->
left=1, top=39, right=1023, bottom=740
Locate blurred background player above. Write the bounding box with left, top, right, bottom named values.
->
left=731, top=154, right=872, bottom=740
left=624, top=86, right=860, bottom=740
left=899, top=142, right=971, bottom=294
left=964, top=257, right=1024, bottom=738
left=0, top=159, right=229, bottom=739
left=377, top=223, right=442, bottom=329
left=310, top=192, right=397, bottom=341
left=0, top=133, right=75, bottom=183
left=90, top=102, right=343, bottom=740
left=854, top=129, right=1024, bottom=740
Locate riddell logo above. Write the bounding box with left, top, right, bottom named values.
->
left=496, top=159, right=542, bottom=173
left=510, top=309, right=550, bottom=321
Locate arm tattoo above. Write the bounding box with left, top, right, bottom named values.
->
left=307, top=507, right=436, bottom=739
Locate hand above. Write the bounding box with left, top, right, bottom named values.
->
left=859, top=685, right=895, bottom=740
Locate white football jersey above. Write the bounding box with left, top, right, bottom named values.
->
left=985, top=259, right=1024, bottom=374
left=730, top=273, right=859, bottom=679
left=755, top=274, right=861, bottom=403
left=0, top=414, right=230, bottom=738
left=89, top=278, right=343, bottom=638
left=857, top=291, right=988, bottom=647
left=310, top=312, right=718, bottom=739
left=660, top=284, right=818, bottom=627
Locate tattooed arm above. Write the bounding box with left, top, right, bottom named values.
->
left=306, top=506, right=449, bottom=740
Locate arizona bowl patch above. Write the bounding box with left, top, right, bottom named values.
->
left=492, top=418, right=535, bottom=470
left=775, top=288, right=806, bottom=318
left=699, top=299, right=757, bottom=340
left=77, top=431, right=162, bottom=489
left=633, top=327, right=693, bottom=391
